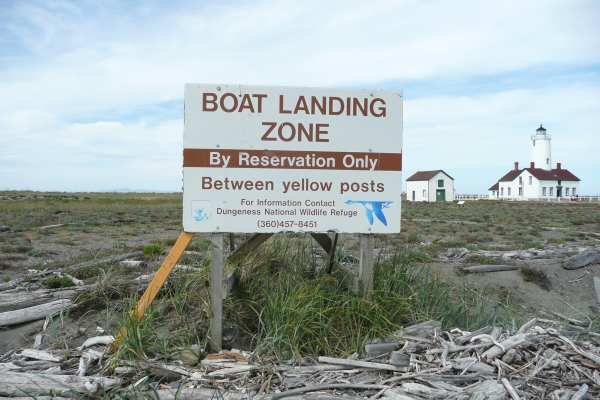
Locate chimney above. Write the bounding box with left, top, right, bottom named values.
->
left=530, top=162, right=535, bottom=169
left=557, top=162, right=561, bottom=170
left=514, top=162, right=519, bottom=171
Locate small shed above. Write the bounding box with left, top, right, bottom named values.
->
left=406, top=170, right=455, bottom=202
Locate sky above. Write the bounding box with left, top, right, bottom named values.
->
left=1, top=0, right=599, bottom=194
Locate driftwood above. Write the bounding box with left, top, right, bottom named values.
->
left=0, top=299, right=74, bottom=327
left=365, top=342, right=397, bottom=355
left=77, top=335, right=115, bottom=350
left=594, top=277, right=600, bottom=303
left=562, top=251, right=600, bottom=270
left=0, top=287, right=84, bottom=313
left=0, top=370, right=121, bottom=397
left=20, top=349, right=63, bottom=362
left=2, top=318, right=600, bottom=398
left=318, top=356, right=408, bottom=372
left=463, top=265, right=519, bottom=273
left=65, top=251, right=144, bottom=272
left=145, top=389, right=366, bottom=400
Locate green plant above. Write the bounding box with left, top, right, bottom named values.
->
left=143, top=243, right=165, bottom=256
left=2, top=276, right=10, bottom=282
left=519, top=266, right=551, bottom=290
left=26, top=248, right=43, bottom=256
left=42, top=276, right=75, bottom=289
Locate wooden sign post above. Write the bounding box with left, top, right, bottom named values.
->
left=116, top=84, right=403, bottom=351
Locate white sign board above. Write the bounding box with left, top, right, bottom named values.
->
left=183, top=84, right=402, bottom=233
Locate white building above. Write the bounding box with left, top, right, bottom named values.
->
left=489, top=125, right=580, bottom=200
left=406, top=170, right=454, bottom=202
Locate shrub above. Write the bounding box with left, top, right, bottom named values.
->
left=519, top=266, right=551, bottom=291
left=42, top=276, right=75, bottom=288
left=143, top=243, right=165, bottom=255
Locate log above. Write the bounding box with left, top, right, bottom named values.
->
left=20, top=349, right=62, bottom=362
left=66, top=251, right=144, bottom=271
left=0, top=299, right=74, bottom=327
left=146, top=388, right=366, bottom=400
left=0, top=370, right=121, bottom=396
left=0, top=287, right=83, bottom=313
left=389, top=352, right=410, bottom=367
left=594, top=277, right=600, bottom=304
left=119, top=260, right=147, bottom=267
left=318, top=356, right=408, bottom=372
left=365, top=342, right=397, bottom=355
left=463, top=265, right=519, bottom=273
left=270, top=384, right=387, bottom=400
left=562, top=251, right=600, bottom=270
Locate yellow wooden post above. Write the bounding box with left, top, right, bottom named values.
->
left=113, top=231, right=194, bottom=347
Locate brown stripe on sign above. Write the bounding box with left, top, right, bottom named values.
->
left=183, top=149, right=402, bottom=171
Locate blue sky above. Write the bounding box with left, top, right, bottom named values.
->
left=1, top=0, right=599, bottom=194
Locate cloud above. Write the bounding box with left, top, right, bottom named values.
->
left=0, top=0, right=598, bottom=193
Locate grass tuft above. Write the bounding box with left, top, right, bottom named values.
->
left=519, top=266, right=552, bottom=291
left=42, top=276, right=75, bottom=288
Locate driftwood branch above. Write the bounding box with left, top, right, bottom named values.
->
left=0, top=370, right=121, bottom=397
left=0, top=299, right=74, bottom=327
left=65, top=251, right=144, bottom=272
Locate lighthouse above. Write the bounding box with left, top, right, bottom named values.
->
left=488, top=124, right=581, bottom=200
left=531, top=124, right=551, bottom=170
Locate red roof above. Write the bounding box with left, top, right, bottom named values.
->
left=488, top=182, right=499, bottom=190
left=498, top=169, right=522, bottom=182
left=406, top=170, right=454, bottom=181
left=498, top=167, right=580, bottom=182
left=527, top=168, right=580, bottom=181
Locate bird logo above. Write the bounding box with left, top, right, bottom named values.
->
left=344, top=200, right=392, bottom=226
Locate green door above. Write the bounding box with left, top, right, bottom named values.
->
left=436, top=189, right=445, bottom=202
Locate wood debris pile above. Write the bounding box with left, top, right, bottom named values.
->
left=1, top=319, right=599, bottom=399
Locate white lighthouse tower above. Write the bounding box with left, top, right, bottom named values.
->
left=531, top=124, right=551, bottom=170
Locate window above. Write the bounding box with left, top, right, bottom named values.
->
left=533, top=140, right=536, bottom=146
left=549, top=187, right=553, bottom=196
left=508, top=187, right=511, bottom=196
left=519, top=177, right=523, bottom=185
left=501, top=188, right=504, bottom=196
left=423, top=190, right=426, bottom=198
left=519, top=187, right=523, bottom=196
left=542, top=187, right=546, bottom=196
left=546, top=158, right=549, bottom=165
left=438, top=179, right=444, bottom=188
left=529, top=176, right=532, bottom=185
left=565, top=188, right=569, bottom=196
left=572, top=188, right=576, bottom=195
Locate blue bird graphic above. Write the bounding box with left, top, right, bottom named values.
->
left=193, top=208, right=209, bottom=222
left=345, top=200, right=392, bottom=226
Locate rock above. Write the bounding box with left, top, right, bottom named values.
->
left=179, top=344, right=202, bottom=366
left=563, top=251, right=600, bottom=270
left=0, top=226, right=9, bottom=232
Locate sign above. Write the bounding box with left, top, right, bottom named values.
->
left=182, top=84, right=402, bottom=233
